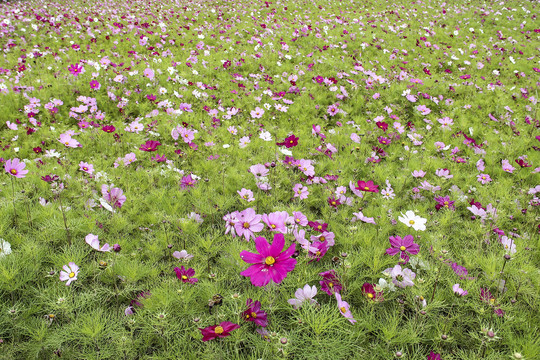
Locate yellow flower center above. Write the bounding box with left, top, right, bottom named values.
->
left=399, top=246, right=406, bottom=251
left=243, top=222, right=250, bottom=229
left=316, top=251, right=321, bottom=256
left=482, top=176, right=486, bottom=180
left=265, top=256, right=275, bottom=265
left=317, top=225, right=322, bottom=230
left=340, top=306, right=347, bottom=313
left=182, top=275, right=188, bottom=280
left=69, top=272, right=75, bottom=278
left=295, top=218, right=300, bottom=222
left=328, top=282, right=334, bottom=288
left=271, top=224, right=276, bottom=229
left=364, top=187, right=369, bottom=190
left=250, top=312, right=257, bottom=318
left=489, top=298, right=495, bottom=304
left=320, top=236, right=326, bottom=242
left=419, top=296, right=424, bottom=301
left=367, top=293, right=374, bottom=299
left=444, top=201, right=449, bottom=205
left=331, top=201, right=336, bottom=205
left=65, top=142, right=70, bottom=145
left=83, top=167, right=88, bottom=171
left=214, top=326, right=224, bottom=334
left=409, top=220, right=415, bottom=225
left=10, top=169, right=17, bottom=175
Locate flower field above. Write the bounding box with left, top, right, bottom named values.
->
left=0, top=0, right=539, bottom=358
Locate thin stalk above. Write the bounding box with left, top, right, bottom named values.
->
left=11, top=177, right=18, bottom=227
left=58, top=194, right=72, bottom=246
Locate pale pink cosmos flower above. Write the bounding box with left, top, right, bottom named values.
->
left=350, top=133, right=361, bottom=144
left=476, top=159, right=485, bottom=171
left=310, top=231, right=335, bottom=247
left=173, top=250, right=194, bottom=261
left=501, top=159, right=515, bottom=173
left=335, top=292, right=356, bottom=324
left=297, top=159, right=315, bottom=177
left=288, top=284, right=318, bottom=309
left=238, top=188, right=255, bottom=202
left=262, top=211, right=289, bottom=233
left=416, top=105, right=431, bottom=115
left=290, top=211, right=308, bottom=227
left=59, top=262, right=79, bottom=286
left=434, top=142, right=446, bottom=151
left=79, top=161, right=94, bottom=175
left=500, top=236, right=516, bottom=254
left=5, top=158, right=28, bottom=178
left=349, top=181, right=364, bottom=197
left=143, top=68, right=155, bottom=80
left=435, top=169, right=453, bottom=179
left=293, top=183, right=309, bottom=200
left=412, top=170, right=426, bottom=178
left=85, top=234, right=110, bottom=252
left=452, top=284, right=468, bottom=296
left=234, top=208, right=264, bottom=241
left=250, top=107, right=265, bottom=118
left=467, top=205, right=487, bottom=220
left=384, top=265, right=415, bottom=288
left=101, top=185, right=126, bottom=209
left=249, top=164, right=269, bottom=178
left=59, top=133, right=80, bottom=148
left=477, top=174, right=492, bottom=184
left=223, top=211, right=239, bottom=237
left=351, top=211, right=376, bottom=224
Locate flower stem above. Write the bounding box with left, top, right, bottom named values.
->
left=10, top=177, right=18, bottom=227
left=58, top=194, right=71, bottom=246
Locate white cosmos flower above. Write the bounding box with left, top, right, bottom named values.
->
left=398, top=210, right=427, bottom=231
left=0, top=239, right=12, bottom=258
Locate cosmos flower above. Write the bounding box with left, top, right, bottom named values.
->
left=288, top=284, right=318, bottom=309
left=398, top=211, right=427, bottom=231
left=172, top=250, right=194, bottom=261
left=239, top=233, right=296, bottom=287
left=4, top=158, right=28, bottom=178
left=276, top=134, right=299, bottom=148
left=362, top=283, right=384, bottom=302
left=235, top=208, right=264, bottom=241
left=199, top=322, right=240, bottom=342
left=385, top=235, right=419, bottom=263
left=174, top=266, right=198, bottom=284
left=384, top=264, right=415, bottom=288
left=85, top=234, right=110, bottom=252
left=59, top=262, right=79, bottom=286
left=242, top=299, right=268, bottom=327
left=452, top=284, right=468, bottom=297
left=139, top=140, right=161, bottom=152
left=355, top=180, right=379, bottom=193
left=79, top=161, right=94, bottom=175
left=0, top=239, right=12, bottom=258
left=319, top=269, right=342, bottom=295
left=335, top=292, right=356, bottom=324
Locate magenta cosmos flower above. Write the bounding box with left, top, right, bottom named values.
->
left=5, top=158, right=28, bottom=178
left=319, top=269, right=342, bottom=295
left=385, top=235, right=420, bottom=263
left=139, top=140, right=161, bottom=152
left=355, top=180, right=379, bottom=193
left=240, top=233, right=296, bottom=287
left=362, top=283, right=384, bottom=302
left=199, top=321, right=240, bottom=342
left=335, top=293, right=356, bottom=324
left=101, top=185, right=126, bottom=209
left=174, top=265, right=198, bottom=284
left=242, top=299, right=268, bottom=327
left=235, top=208, right=264, bottom=241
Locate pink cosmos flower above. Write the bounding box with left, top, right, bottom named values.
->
left=288, top=284, right=318, bottom=309
left=262, top=211, right=289, bottom=233
left=477, top=173, right=492, bottom=184
left=172, top=250, right=194, bottom=261
left=293, top=183, right=309, bottom=199
left=243, top=299, right=268, bottom=327
left=501, top=159, right=515, bottom=173
left=101, top=185, right=126, bottom=209
left=362, top=283, right=384, bottom=302
left=476, top=159, right=485, bottom=171
left=351, top=211, right=376, bottom=224
left=237, top=188, right=255, bottom=202
left=310, top=231, right=335, bottom=247
left=199, top=322, right=240, bottom=342
left=239, top=233, right=297, bottom=287
left=249, top=164, right=269, bottom=178
left=235, top=208, right=264, bottom=241
left=452, top=283, right=468, bottom=296
left=290, top=211, right=308, bottom=227
left=180, top=175, right=197, bottom=189
left=143, top=68, right=155, bottom=80
left=412, top=170, right=426, bottom=178
left=5, top=158, right=28, bottom=178
left=356, top=180, right=379, bottom=193
left=335, top=292, right=356, bottom=324
left=416, top=105, right=431, bottom=115
left=435, top=196, right=455, bottom=211
left=89, top=80, right=101, bottom=90
left=59, top=262, right=79, bottom=286
left=435, top=168, right=453, bottom=179
left=59, top=133, right=80, bottom=148
left=139, top=140, right=161, bottom=152
left=223, top=211, right=239, bottom=237
left=79, top=161, right=94, bottom=175
left=68, top=63, right=83, bottom=77
left=250, top=107, right=265, bottom=118
left=85, top=234, right=110, bottom=252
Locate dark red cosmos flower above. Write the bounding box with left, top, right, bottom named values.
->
left=102, top=125, right=116, bottom=133
left=174, top=266, right=198, bottom=284
left=515, top=159, right=531, bottom=167
left=199, top=321, right=240, bottom=342
left=427, top=351, right=441, bottom=360
left=242, top=299, right=268, bottom=327
left=139, top=140, right=161, bottom=152
left=276, top=134, right=299, bottom=148
left=308, top=221, right=328, bottom=233
left=362, top=283, right=384, bottom=302
left=376, top=121, right=388, bottom=131
left=327, top=196, right=341, bottom=208
left=356, top=180, right=379, bottom=193
left=41, top=174, right=59, bottom=183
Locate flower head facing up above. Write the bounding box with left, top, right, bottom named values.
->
left=385, top=235, right=420, bottom=264
left=235, top=208, right=264, bottom=241
left=199, top=321, right=240, bottom=342
left=385, top=265, right=415, bottom=288
left=243, top=299, right=268, bottom=327
left=362, top=283, right=384, bottom=302
left=59, top=262, right=79, bottom=286
left=276, top=134, right=299, bottom=148
left=435, top=196, right=455, bottom=211
left=319, top=269, right=342, bottom=295
left=355, top=180, right=379, bottom=193
left=240, top=233, right=296, bottom=287
left=398, top=211, right=427, bottom=231
left=5, top=158, right=28, bottom=178
left=288, top=284, right=318, bottom=309
left=174, top=266, right=198, bottom=284
left=335, top=292, right=356, bottom=324
left=139, top=140, right=161, bottom=152
left=180, top=174, right=197, bottom=189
